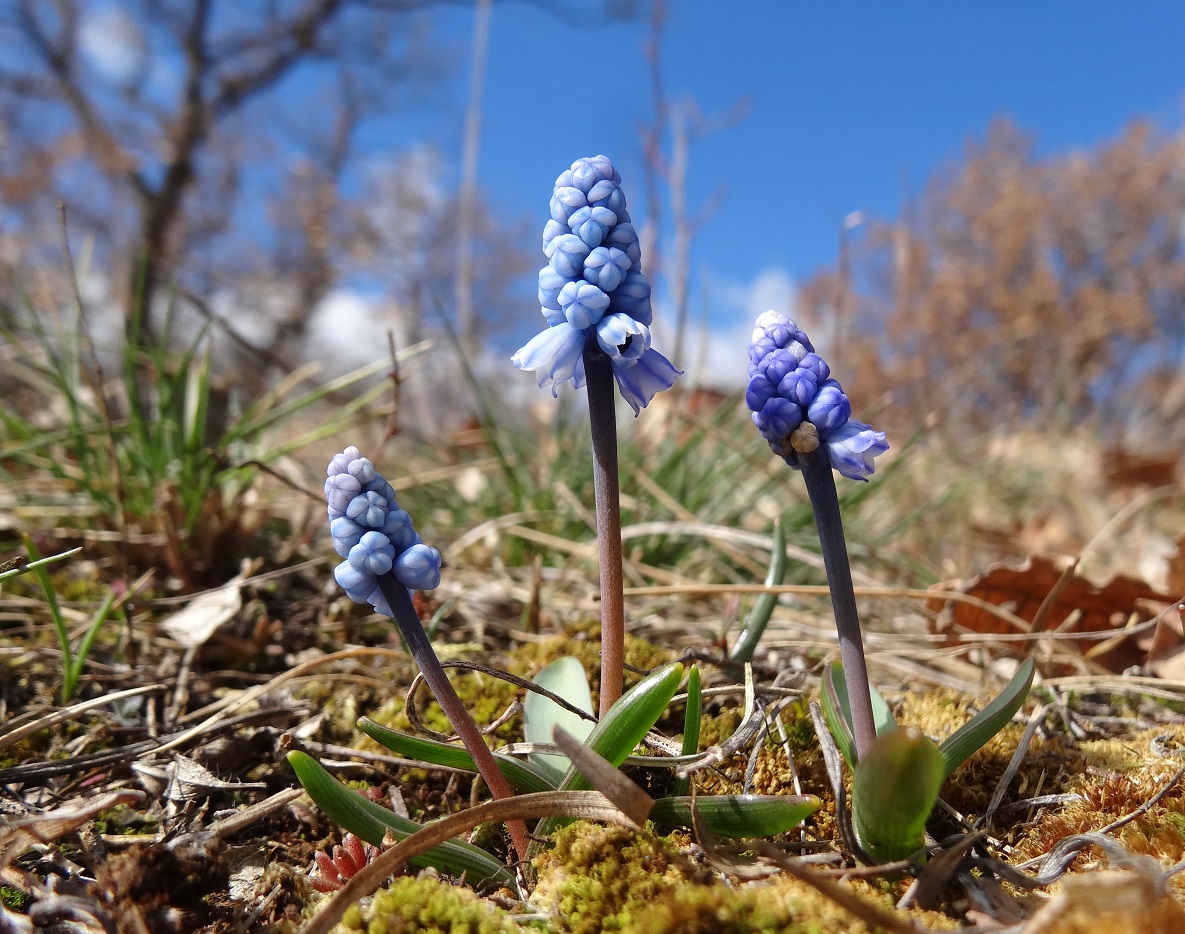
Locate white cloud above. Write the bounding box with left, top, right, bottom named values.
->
left=679, top=266, right=798, bottom=388
left=304, top=289, right=392, bottom=375
left=80, top=6, right=146, bottom=86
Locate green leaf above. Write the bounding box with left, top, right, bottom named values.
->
left=559, top=662, right=684, bottom=791
left=852, top=727, right=944, bottom=863
left=535, top=662, right=684, bottom=839
left=650, top=794, right=821, bottom=838
left=357, top=717, right=557, bottom=794
left=286, top=750, right=516, bottom=892
left=937, top=656, right=1035, bottom=779
left=672, top=665, right=701, bottom=798
left=522, top=656, right=595, bottom=784
left=819, top=661, right=896, bottom=767
left=729, top=520, right=787, bottom=663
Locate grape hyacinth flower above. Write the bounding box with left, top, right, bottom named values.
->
left=325, top=447, right=529, bottom=861
left=512, top=156, right=682, bottom=715
left=326, top=447, right=442, bottom=616
left=745, top=312, right=887, bottom=760
left=512, top=154, right=681, bottom=416
left=746, top=311, right=888, bottom=481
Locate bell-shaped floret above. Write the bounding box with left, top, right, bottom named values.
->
left=595, top=313, right=650, bottom=368
left=394, top=543, right=442, bottom=591
left=607, top=271, right=652, bottom=323
left=558, top=280, right=610, bottom=330
left=511, top=322, right=587, bottom=396
left=807, top=379, right=852, bottom=434
left=583, top=246, right=631, bottom=293
left=613, top=347, right=682, bottom=416
left=824, top=420, right=889, bottom=482
left=548, top=234, right=591, bottom=278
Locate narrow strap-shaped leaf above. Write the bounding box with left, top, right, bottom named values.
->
left=286, top=750, right=516, bottom=892
left=358, top=717, right=558, bottom=794
left=729, top=520, right=787, bottom=663
left=558, top=662, right=684, bottom=792
left=938, top=656, right=1035, bottom=779
left=523, top=656, right=595, bottom=783
left=820, top=661, right=896, bottom=767
left=820, top=662, right=857, bottom=768
left=651, top=794, right=821, bottom=838
left=534, top=662, right=683, bottom=840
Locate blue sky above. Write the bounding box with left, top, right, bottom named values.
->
left=414, top=2, right=1185, bottom=380
left=68, top=3, right=1185, bottom=381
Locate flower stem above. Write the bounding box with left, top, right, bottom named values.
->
left=798, top=447, right=877, bottom=761
left=375, top=575, right=530, bottom=862
left=583, top=344, right=625, bottom=716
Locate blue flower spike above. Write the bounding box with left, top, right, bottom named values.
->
left=326, top=446, right=441, bottom=616
left=745, top=311, right=887, bottom=761
left=512, top=156, right=681, bottom=716
left=512, top=154, right=681, bottom=417
left=324, top=447, right=529, bottom=861
left=746, top=311, right=887, bottom=481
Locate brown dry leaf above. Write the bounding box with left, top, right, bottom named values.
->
left=1142, top=605, right=1185, bottom=680
left=928, top=554, right=1173, bottom=674
left=1020, top=861, right=1185, bottom=934
left=1100, top=448, right=1180, bottom=492
left=1167, top=533, right=1185, bottom=597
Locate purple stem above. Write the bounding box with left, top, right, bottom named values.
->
left=375, top=574, right=530, bottom=861
left=798, top=446, right=877, bottom=761
left=583, top=343, right=625, bottom=716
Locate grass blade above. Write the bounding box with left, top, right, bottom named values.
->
left=729, top=520, right=787, bottom=663
left=64, top=591, right=117, bottom=704
left=0, top=547, right=82, bottom=584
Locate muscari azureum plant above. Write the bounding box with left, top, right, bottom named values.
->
left=746, top=310, right=1034, bottom=863
left=315, top=446, right=531, bottom=860
left=513, top=154, right=681, bottom=716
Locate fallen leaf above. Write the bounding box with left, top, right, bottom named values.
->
left=1142, top=604, right=1185, bottom=680
left=157, top=582, right=242, bottom=647
left=928, top=554, right=1173, bottom=674
left=1167, top=533, right=1185, bottom=597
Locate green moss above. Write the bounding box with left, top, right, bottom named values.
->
left=529, top=821, right=955, bottom=933
left=1, top=885, right=29, bottom=911
left=335, top=872, right=524, bottom=933
left=530, top=821, right=709, bottom=934
left=628, top=885, right=804, bottom=933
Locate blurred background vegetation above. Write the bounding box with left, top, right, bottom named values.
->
left=1, top=1, right=1182, bottom=598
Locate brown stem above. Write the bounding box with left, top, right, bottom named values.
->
left=584, top=345, right=625, bottom=715
left=375, top=575, right=529, bottom=862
